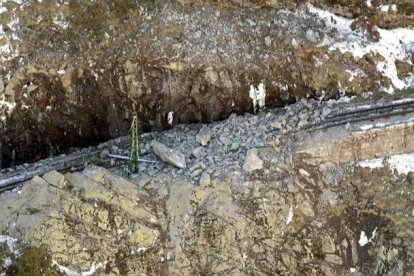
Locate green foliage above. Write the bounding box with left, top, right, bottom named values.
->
left=129, top=114, right=139, bottom=173
left=398, top=3, right=414, bottom=15
left=0, top=245, right=58, bottom=276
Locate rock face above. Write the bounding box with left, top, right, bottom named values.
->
left=1, top=97, right=414, bottom=275
left=0, top=166, right=161, bottom=274
left=1, top=0, right=414, bottom=167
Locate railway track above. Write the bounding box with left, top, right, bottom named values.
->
left=2, top=98, right=414, bottom=194
left=306, top=99, right=414, bottom=131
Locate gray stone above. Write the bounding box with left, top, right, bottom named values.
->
left=271, top=119, right=286, bottom=129
left=192, top=146, right=206, bottom=158
left=230, top=143, right=240, bottom=151
left=246, top=18, right=256, bottom=26
left=196, top=126, right=212, bottom=146
left=297, top=118, right=308, bottom=127
left=305, top=29, right=320, bottom=43
left=243, top=148, right=263, bottom=172
left=151, top=141, right=186, bottom=169
left=322, top=107, right=332, bottom=117
left=264, top=36, right=272, bottom=47
left=199, top=172, right=211, bottom=187
left=190, top=168, right=203, bottom=178
left=100, top=148, right=110, bottom=160
left=219, top=135, right=231, bottom=146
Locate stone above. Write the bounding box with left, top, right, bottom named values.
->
left=192, top=146, right=206, bottom=158
left=191, top=168, right=203, bottom=178
left=305, top=29, right=320, bottom=43
left=42, top=170, right=65, bottom=188
left=271, top=119, right=286, bottom=129
left=297, top=118, right=308, bottom=127
left=128, top=223, right=159, bottom=247
left=205, top=69, right=218, bottom=85
left=199, top=172, right=211, bottom=187
left=196, top=126, right=212, bottom=146
left=0, top=78, right=4, bottom=94
left=246, top=18, right=256, bottom=26
left=264, top=36, right=272, bottom=47
left=230, top=142, right=240, bottom=151
left=325, top=254, right=342, bottom=265
left=243, top=148, right=263, bottom=172
left=100, top=148, right=110, bottom=160
left=322, top=107, right=332, bottom=117
left=151, top=141, right=186, bottom=169
left=322, top=235, right=336, bottom=254
left=219, top=135, right=231, bottom=146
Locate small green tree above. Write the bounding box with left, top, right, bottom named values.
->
left=129, top=115, right=139, bottom=173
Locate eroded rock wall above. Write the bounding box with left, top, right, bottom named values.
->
left=1, top=0, right=414, bottom=167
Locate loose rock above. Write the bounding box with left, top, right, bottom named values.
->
left=196, top=126, right=212, bottom=146
left=151, top=141, right=186, bottom=169
left=243, top=148, right=263, bottom=172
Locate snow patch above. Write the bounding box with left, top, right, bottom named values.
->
left=307, top=4, right=414, bottom=93
left=359, top=227, right=377, bottom=246
left=0, top=235, right=19, bottom=255
left=167, top=111, right=173, bottom=125
left=358, top=157, right=384, bottom=169
left=52, top=260, right=107, bottom=276
left=380, top=4, right=397, bottom=12
left=346, top=69, right=366, bottom=82
left=249, top=83, right=266, bottom=113
left=357, top=152, right=414, bottom=175
left=0, top=3, right=21, bottom=62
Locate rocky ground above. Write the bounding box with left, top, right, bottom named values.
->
left=1, top=0, right=414, bottom=275
left=2, top=0, right=414, bottom=167
left=1, top=94, right=414, bottom=275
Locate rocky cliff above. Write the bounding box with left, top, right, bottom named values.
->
left=1, top=0, right=414, bottom=167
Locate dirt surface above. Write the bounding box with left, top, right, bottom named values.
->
left=1, top=96, right=413, bottom=275
left=1, top=0, right=414, bottom=167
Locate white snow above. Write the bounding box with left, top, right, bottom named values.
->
left=2, top=257, right=12, bottom=268
left=359, top=227, right=377, bottom=246
left=249, top=83, right=266, bottom=113
left=380, top=4, right=397, bottom=12
left=0, top=235, right=19, bottom=255
left=0, top=11, right=20, bottom=61
left=307, top=4, right=414, bottom=93
left=357, top=152, right=414, bottom=175
left=286, top=205, right=294, bottom=225
left=388, top=153, right=414, bottom=175
left=53, top=15, right=69, bottom=29
left=358, top=157, right=384, bottom=169
left=346, top=69, right=366, bottom=82
left=350, top=267, right=357, bottom=273
left=359, top=122, right=387, bottom=130
left=52, top=260, right=107, bottom=276
left=167, top=111, right=173, bottom=125
left=0, top=94, right=16, bottom=120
